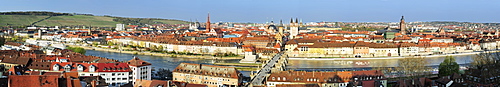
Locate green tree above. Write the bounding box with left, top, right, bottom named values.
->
left=438, top=56, right=460, bottom=77
left=157, top=46, right=164, bottom=52
left=67, top=47, right=86, bottom=54
left=92, top=42, right=98, bottom=46
left=152, top=68, right=173, bottom=80
left=0, top=36, right=5, bottom=46
left=150, top=45, right=157, bottom=52
left=107, top=41, right=114, bottom=46
left=10, top=36, right=19, bottom=42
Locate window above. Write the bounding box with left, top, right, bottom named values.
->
left=300, top=46, right=309, bottom=51
left=64, top=65, right=71, bottom=72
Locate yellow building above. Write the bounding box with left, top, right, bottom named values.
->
left=172, top=63, right=243, bottom=87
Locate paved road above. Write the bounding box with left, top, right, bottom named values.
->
left=248, top=51, right=285, bottom=86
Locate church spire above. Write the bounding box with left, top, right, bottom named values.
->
left=279, top=19, right=283, bottom=26
left=206, top=12, right=211, bottom=32
left=295, top=18, right=299, bottom=24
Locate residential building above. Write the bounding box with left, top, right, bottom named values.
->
left=173, top=63, right=243, bottom=87
left=51, top=62, right=131, bottom=87
left=116, top=24, right=125, bottom=31
left=127, top=57, right=152, bottom=85
left=398, top=43, right=419, bottom=56
left=266, top=70, right=387, bottom=87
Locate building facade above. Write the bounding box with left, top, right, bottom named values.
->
left=127, top=57, right=152, bottom=85
left=173, top=63, right=243, bottom=87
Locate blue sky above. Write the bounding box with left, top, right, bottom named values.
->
left=1, top=0, right=500, bottom=23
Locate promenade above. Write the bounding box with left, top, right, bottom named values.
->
left=288, top=51, right=496, bottom=60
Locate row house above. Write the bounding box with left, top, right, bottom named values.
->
left=266, top=70, right=387, bottom=87
left=286, top=38, right=470, bottom=57
left=295, top=42, right=355, bottom=58
left=353, top=42, right=370, bottom=57
left=480, top=40, right=497, bottom=50
left=430, top=37, right=454, bottom=43
left=110, top=38, right=240, bottom=55
left=399, top=43, right=419, bottom=56
left=173, top=63, right=243, bottom=87
left=368, top=43, right=399, bottom=57
left=242, top=36, right=275, bottom=48
left=468, top=39, right=482, bottom=51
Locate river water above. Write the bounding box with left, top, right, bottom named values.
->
left=86, top=50, right=482, bottom=76
left=85, top=50, right=252, bottom=76
left=286, top=54, right=476, bottom=69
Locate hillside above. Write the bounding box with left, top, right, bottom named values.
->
left=0, top=15, right=50, bottom=26
left=36, top=15, right=121, bottom=27
left=0, top=11, right=189, bottom=27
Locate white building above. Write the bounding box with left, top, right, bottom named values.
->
left=431, top=37, right=454, bottom=43
left=116, top=24, right=125, bottom=31
left=51, top=62, right=131, bottom=87
left=127, top=57, right=152, bottom=85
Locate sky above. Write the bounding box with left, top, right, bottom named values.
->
left=1, top=0, right=500, bottom=23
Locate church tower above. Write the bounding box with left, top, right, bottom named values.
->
left=206, top=13, right=211, bottom=32
left=399, top=16, right=406, bottom=35
left=275, top=20, right=284, bottom=44
left=289, top=18, right=299, bottom=39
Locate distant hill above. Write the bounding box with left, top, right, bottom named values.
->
left=0, top=11, right=189, bottom=27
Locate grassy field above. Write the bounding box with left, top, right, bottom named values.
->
left=0, top=15, right=189, bottom=27
left=0, top=15, right=49, bottom=26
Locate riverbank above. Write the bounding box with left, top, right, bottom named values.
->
left=68, top=45, right=243, bottom=59
left=213, top=63, right=262, bottom=67
left=289, top=50, right=499, bottom=60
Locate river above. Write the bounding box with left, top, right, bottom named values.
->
left=286, top=53, right=477, bottom=71
left=84, top=50, right=252, bottom=76
left=86, top=49, right=485, bottom=76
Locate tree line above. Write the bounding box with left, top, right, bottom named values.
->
left=111, top=17, right=167, bottom=25
left=0, top=11, right=74, bottom=16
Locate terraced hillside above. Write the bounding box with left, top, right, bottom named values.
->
left=0, top=15, right=49, bottom=26
left=0, top=14, right=189, bottom=27
left=36, top=15, right=120, bottom=27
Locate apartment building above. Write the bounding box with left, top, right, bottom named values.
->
left=173, top=63, right=243, bottom=87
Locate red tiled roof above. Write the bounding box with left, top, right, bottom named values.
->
left=96, top=63, right=130, bottom=72
left=51, top=62, right=130, bottom=72
left=8, top=75, right=60, bottom=87
left=134, top=79, right=170, bottom=87
left=127, top=57, right=151, bottom=67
